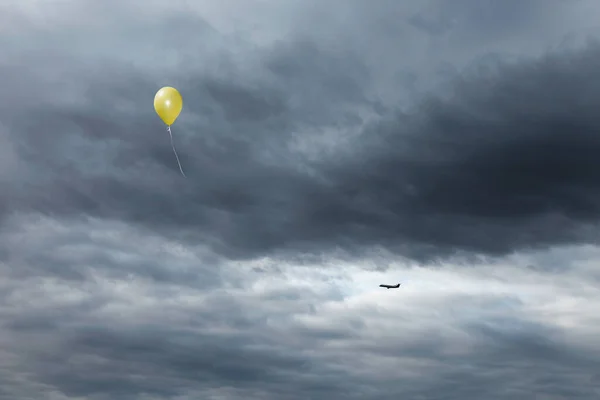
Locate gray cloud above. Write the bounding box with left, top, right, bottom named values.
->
left=1, top=218, right=598, bottom=399
left=1, top=0, right=600, bottom=399
left=5, top=29, right=600, bottom=261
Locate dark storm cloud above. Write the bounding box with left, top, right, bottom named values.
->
left=0, top=215, right=224, bottom=288
left=6, top=38, right=600, bottom=262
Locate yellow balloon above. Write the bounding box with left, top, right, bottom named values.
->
left=154, top=86, right=183, bottom=126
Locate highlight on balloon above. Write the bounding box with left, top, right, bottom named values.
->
left=154, top=86, right=186, bottom=177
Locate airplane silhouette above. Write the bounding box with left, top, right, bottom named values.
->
left=379, top=283, right=401, bottom=289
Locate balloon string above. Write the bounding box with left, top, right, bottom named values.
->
left=167, top=125, right=186, bottom=177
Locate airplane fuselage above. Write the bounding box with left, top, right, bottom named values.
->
left=379, top=283, right=401, bottom=289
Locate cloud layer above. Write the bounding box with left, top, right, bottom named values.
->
left=1, top=0, right=600, bottom=398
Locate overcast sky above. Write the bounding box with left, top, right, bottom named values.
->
left=1, top=0, right=600, bottom=399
